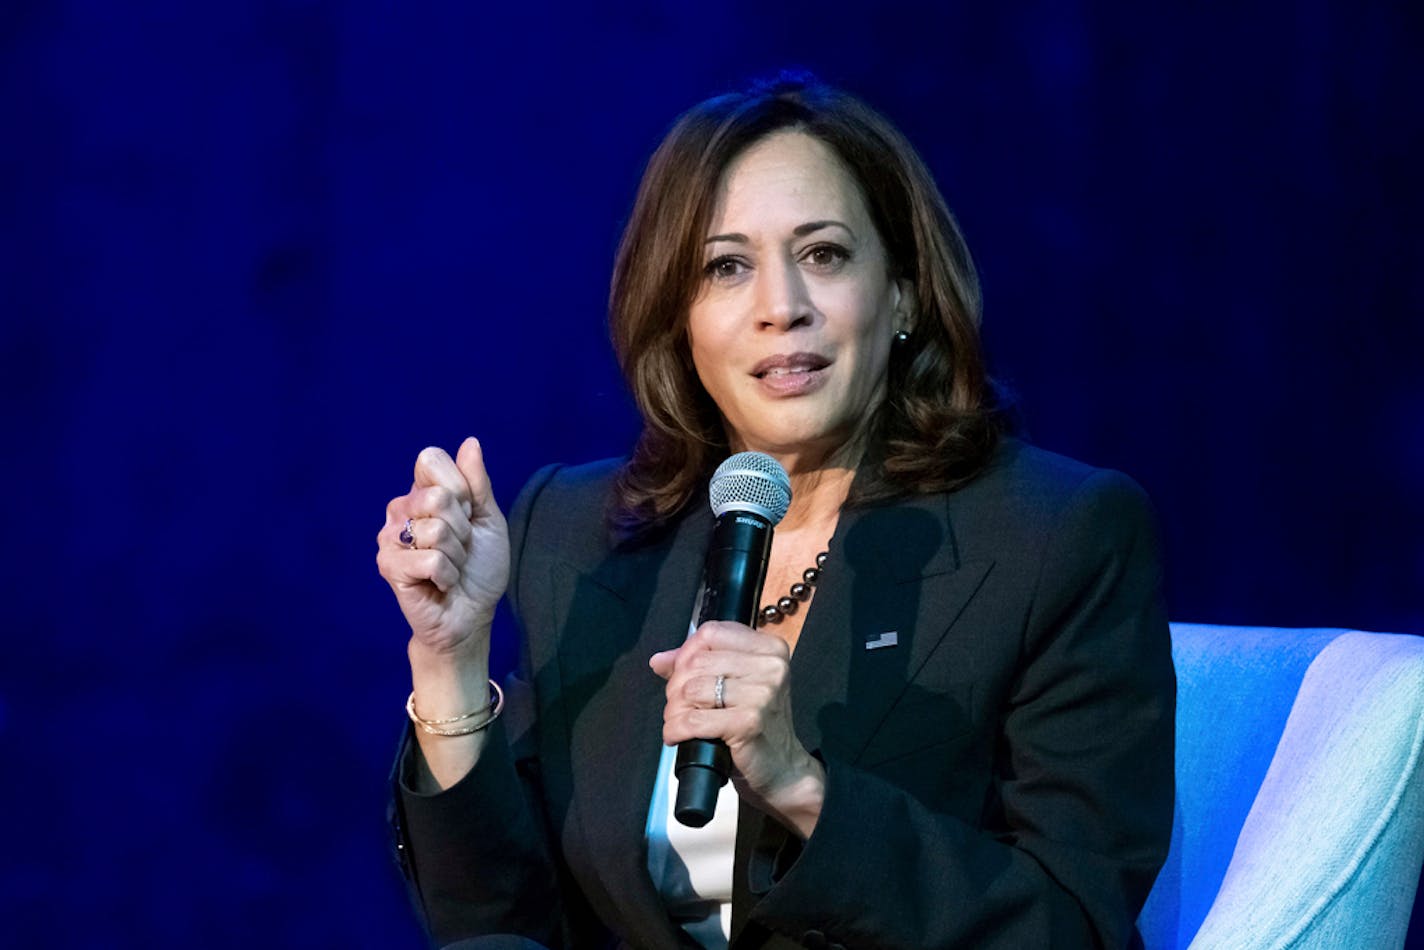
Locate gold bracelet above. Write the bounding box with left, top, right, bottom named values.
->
left=406, top=680, right=504, bottom=737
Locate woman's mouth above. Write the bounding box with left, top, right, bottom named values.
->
left=751, top=353, right=832, bottom=396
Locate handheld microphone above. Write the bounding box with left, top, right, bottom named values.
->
left=674, top=451, right=791, bottom=828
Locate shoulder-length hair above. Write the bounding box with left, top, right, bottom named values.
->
left=608, top=73, right=1007, bottom=537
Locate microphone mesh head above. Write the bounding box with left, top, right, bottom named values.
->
left=709, top=452, right=792, bottom=524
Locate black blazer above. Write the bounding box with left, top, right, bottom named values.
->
left=390, top=439, right=1175, bottom=950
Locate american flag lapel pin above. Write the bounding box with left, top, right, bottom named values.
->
left=864, top=631, right=899, bottom=651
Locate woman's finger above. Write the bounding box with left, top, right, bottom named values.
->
left=376, top=546, right=461, bottom=592
left=681, top=644, right=789, bottom=689
left=403, top=517, right=466, bottom=564
left=655, top=644, right=788, bottom=701
left=377, top=510, right=467, bottom=565
left=676, top=671, right=780, bottom=712
left=394, top=486, right=473, bottom=544
left=413, top=446, right=474, bottom=520
left=454, top=437, right=502, bottom=523
left=662, top=705, right=762, bottom=748
left=649, top=647, right=678, bottom=679
left=679, top=671, right=736, bottom=710
left=690, top=621, right=790, bottom=656
left=666, top=670, right=723, bottom=709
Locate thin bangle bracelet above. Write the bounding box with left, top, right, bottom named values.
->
left=406, top=680, right=504, bottom=737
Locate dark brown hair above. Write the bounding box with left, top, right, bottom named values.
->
left=609, top=73, right=1006, bottom=536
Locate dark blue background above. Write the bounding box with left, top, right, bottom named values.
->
left=4, top=2, right=1420, bottom=946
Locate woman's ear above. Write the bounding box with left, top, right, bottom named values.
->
left=892, top=278, right=915, bottom=333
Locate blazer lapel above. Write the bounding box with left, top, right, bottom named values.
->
left=555, top=504, right=714, bottom=948
left=734, top=491, right=994, bottom=943
left=789, top=492, right=993, bottom=764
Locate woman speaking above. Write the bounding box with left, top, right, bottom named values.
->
left=377, top=75, right=1175, bottom=949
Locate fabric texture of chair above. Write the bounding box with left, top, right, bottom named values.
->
left=1138, top=624, right=1424, bottom=949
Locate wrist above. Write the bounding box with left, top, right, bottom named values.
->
left=766, top=756, right=826, bottom=840
left=409, top=625, right=490, bottom=673
left=408, top=633, right=491, bottom=720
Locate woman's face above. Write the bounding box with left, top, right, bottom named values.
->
left=687, top=130, right=907, bottom=469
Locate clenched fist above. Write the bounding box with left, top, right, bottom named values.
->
left=376, top=437, right=509, bottom=658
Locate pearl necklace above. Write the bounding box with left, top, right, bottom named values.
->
left=758, top=551, right=829, bottom=626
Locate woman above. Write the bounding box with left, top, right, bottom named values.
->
left=378, top=75, right=1175, bottom=949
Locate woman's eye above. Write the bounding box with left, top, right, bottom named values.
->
left=803, top=244, right=850, bottom=271
left=705, top=256, right=747, bottom=281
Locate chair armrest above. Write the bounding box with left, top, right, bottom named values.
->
left=1188, top=632, right=1424, bottom=950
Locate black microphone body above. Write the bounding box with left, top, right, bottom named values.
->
left=674, top=510, right=774, bottom=826
left=673, top=450, right=791, bottom=827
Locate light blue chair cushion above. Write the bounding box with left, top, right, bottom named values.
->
left=1139, top=624, right=1424, bottom=949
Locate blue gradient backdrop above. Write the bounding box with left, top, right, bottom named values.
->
left=3, top=2, right=1420, bottom=946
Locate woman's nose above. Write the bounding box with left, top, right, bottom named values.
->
left=756, top=256, right=814, bottom=331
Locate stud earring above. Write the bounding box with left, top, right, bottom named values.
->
left=893, top=328, right=911, bottom=343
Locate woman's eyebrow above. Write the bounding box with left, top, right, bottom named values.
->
left=793, top=219, right=855, bottom=239
left=704, top=220, right=856, bottom=245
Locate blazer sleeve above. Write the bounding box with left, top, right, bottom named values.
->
left=742, top=469, right=1176, bottom=950
left=388, top=463, right=605, bottom=949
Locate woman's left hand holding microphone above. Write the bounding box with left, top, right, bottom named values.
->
left=650, top=623, right=826, bottom=839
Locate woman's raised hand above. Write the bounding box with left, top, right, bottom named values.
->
left=377, top=437, right=510, bottom=657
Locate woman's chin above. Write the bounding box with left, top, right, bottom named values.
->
left=730, top=424, right=862, bottom=469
